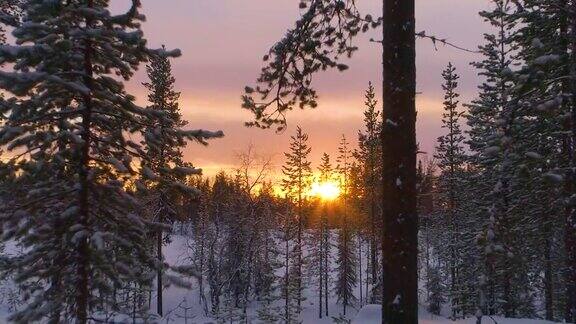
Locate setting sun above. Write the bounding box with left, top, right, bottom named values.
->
left=309, top=181, right=341, bottom=201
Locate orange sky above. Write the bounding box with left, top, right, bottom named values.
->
left=113, top=0, right=490, bottom=183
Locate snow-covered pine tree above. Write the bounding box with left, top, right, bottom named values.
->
left=353, top=82, right=382, bottom=291
left=426, top=265, right=445, bottom=316
left=282, top=126, right=312, bottom=311
left=335, top=218, right=358, bottom=316
left=478, top=1, right=574, bottom=319
left=0, top=1, right=221, bottom=322
left=347, top=159, right=365, bottom=307
left=336, top=134, right=357, bottom=316
left=140, top=45, right=194, bottom=317
left=466, top=0, right=521, bottom=320
left=434, top=62, right=467, bottom=319
left=512, top=1, right=576, bottom=320
left=349, top=83, right=384, bottom=307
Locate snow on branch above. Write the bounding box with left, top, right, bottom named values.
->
left=180, top=129, right=224, bottom=145
left=172, top=166, right=202, bottom=176
left=148, top=47, right=182, bottom=58
left=0, top=71, right=90, bottom=96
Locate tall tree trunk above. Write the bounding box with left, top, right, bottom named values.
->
left=77, top=0, right=95, bottom=321
left=381, top=0, right=418, bottom=323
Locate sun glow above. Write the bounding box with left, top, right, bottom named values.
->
left=309, top=181, right=341, bottom=201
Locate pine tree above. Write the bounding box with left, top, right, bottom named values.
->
left=0, top=1, right=221, bottom=322
left=335, top=222, right=358, bottom=316
left=434, top=63, right=467, bottom=319
left=467, top=1, right=521, bottom=320
left=350, top=83, right=384, bottom=307
left=506, top=0, right=572, bottom=321
left=141, top=45, right=192, bottom=317
left=512, top=1, right=576, bottom=320
left=354, top=82, right=382, bottom=291
left=282, top=126, right=312, bottom=311
left=336, top=135, right=357, bottom=315
left=426, top=265, right=445, bottom=316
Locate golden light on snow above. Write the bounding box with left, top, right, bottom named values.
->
left=309, top=181, right=341, bottom=201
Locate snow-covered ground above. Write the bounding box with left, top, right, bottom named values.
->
left=0, top=235, right=562, bottom=323
left=353, top=304, right=558, bottom=324
left=154, top=234, right=563, bottom=323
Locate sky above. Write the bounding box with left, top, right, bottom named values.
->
left=114, top=0, right=491, bottom=180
